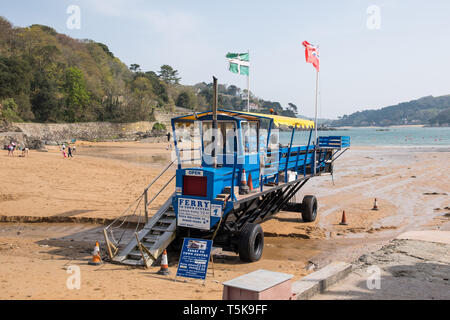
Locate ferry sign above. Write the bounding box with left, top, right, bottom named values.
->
left=176, top=238, right=212, bottom=280
left=177, top=198, right=211, bottom=230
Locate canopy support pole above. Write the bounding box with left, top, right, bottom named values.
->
left=285, top=125, right=296, bottom=182
left=212, top=76, right=218, bottom=168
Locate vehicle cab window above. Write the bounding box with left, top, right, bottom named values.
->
left=202, top=121, right=236, bottom=165
left=241, top=121, right=258, bottom=154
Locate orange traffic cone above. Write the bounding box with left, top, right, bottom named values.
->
left=88, top=241, right=103, bottom=265
left=339, top=211, right=348, bottom=226
left=157, top=250, right=170, bottom=275
left=372, top=198, right=379, bottom=211
left=248, top=172, right=253, bottom=191
left=239, top=169, right=249, bottom=195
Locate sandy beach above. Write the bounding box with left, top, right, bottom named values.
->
left=0, top=142, right=449, bottom=299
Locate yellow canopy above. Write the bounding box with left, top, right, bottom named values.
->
left=225, top=110, right=315, bottom=129
left=173, top=110, right=315, bottom=129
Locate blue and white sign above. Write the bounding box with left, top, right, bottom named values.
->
left=176, top=238, right=213, bottom=280
left=210, top=204, right=222, bottom=218
left=177, top=198, right=211, bottom=230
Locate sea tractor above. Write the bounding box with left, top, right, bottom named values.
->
left=104, top=79, right=350, bottom=266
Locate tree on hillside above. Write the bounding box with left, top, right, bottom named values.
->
left=158, top=65, right=181, bottom=84
left=0, top=56, right=34, bottom=120
left=0, top=98, right=21, bottom=122
left=429, top=108, right=450, bottom=126
left=288, top=103, right=298, bottom=114
left=0, top=17, right=15, bottom=56
left=63, top=67, right=90, bottom=122
left=127, top=76, right=156, bottom=121
left=31, top=73, right=61, bottom=122
left=176, top=92, right=190, bottom=109
left=96, top=42, right=114, bottom=58
left=129, top=64, right=141, bottom=72
left=143, top=71, right=169, bottom=104
left=227, top=85, right=240, bottom=97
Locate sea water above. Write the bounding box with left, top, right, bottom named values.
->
left=278, top=127, right=450, bottom=146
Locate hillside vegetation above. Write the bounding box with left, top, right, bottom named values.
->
left=0, top=17, right=298, bottom=124
left=3, top=17, right=447, bottom=127
left=332, top=95, right=450, bottom=127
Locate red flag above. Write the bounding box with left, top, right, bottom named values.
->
left=302, top=41, right=320, bottom=72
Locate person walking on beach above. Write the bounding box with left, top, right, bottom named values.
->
left=67, top=146, right=73, bottom=158
left=61, top=144, right=67, bottom=158
left=10, top=142, right=16, bottom=156
left=7, top=144, right=14, bottom=156
left=166, top=131, right=173, bottom=150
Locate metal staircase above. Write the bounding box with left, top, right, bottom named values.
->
left=111, top=196, right=176, bottom=267
left=103, top=160, right=177, bottom=267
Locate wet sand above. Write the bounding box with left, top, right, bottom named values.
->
left=0, top=142, right=449, bottom=299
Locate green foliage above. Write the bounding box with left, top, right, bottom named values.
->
left=30, top=71, right=61, bottom=122
left=429, top=108, right=450, bottom=126
left=0, top=98, right=22, bottom=122
left=152, top=122, right=166, bottom=132
left=96, top=42, right=114, bottom=58
left=130, top=64, right=141, bottom=72
left=158, top=65, right=181, bottom=84
left=0, top=55, right=33, bottom=120
left=0, top=18, right=178, bottom=123
left=227, top=85, right=240, bottom=96
left=30, top=24, right=57, bottom=36
left=176, top=91, right=197, bottom=109
left=288, top=103, right=298, bottom=114
left=63, top=67, right=90, bottom=122
left=0, top=17, right=304, bottom=123
left=176, top=92, right=190, bottom=108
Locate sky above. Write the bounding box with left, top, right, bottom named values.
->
left=2, top=0, right=450, bottom=119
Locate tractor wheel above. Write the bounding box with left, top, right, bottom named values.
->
left=238, top=223, right=264, bottom=262
left=301, top=195, right=318, bottom=222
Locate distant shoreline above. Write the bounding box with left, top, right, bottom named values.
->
left=333, top=124, right=426, bottom=129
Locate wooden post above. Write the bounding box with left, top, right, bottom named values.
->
left=135, top=233, right=150, bottom=268
left=103, top=228, right=114, bottom=260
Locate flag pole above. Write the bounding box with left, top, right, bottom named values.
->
left=247, top=49, right=250, bottom=112
left=313, top=70, right=319, bottom=176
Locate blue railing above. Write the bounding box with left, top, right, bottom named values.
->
left=318, top=136, right=350, bottom=148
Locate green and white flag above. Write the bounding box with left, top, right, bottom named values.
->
left=226, top=52, right=249, bottom=76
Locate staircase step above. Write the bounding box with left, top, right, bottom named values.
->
left=215, top=194, right=230, bottom=202
left=164, top=211, right=176, bottom=217
left=143, top=235, right=159, bottom=242
left=128, top=250, right=148, bottom=260
left=151, top=225, right=176, bottom=232
left=121, top=259, right=144, bottom=266
left=142, top=241, right=156, bottom=248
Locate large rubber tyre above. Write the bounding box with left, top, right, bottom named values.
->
left=301, top=195, right=318, bottom=222
left=238, top=223, right=264, bottom=262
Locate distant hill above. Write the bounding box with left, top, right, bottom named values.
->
left=332, top=95, right=450, bottom=127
